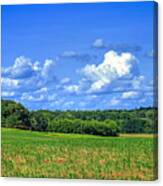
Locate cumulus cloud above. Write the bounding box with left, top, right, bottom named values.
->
left=2, top=56, right=56, bottom=82
left=42, top=59, right=54, bottom=74
left=81, top=50, right=139, bottom=93
left=1, top=51, right=153, bottom=110
left=1, top=77, right=20, bottom=90
left=2, top=56, right=35, bottom=79
left=92, top=38, right=106, bottom=48
left=121, top=91, right=139, bottom=99
left=2, top=56, right=57, bottom=101
left=62, top=50, right=141, bottom=97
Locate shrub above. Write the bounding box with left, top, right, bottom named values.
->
left=47, top=118, right=119, bottom=136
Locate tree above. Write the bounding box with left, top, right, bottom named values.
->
left=30, top=111, right=48, bottom=131
left=1, top=99, right=30, bottom=129
left=2, top=99, right=158, bottom=135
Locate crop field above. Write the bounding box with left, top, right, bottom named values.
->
left=1, top=128, right=158, bottom=180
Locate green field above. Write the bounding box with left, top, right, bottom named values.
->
left=1, top=128, right=157, bottom=180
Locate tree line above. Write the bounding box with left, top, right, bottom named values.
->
left=1, top=99, right=158, bottom=136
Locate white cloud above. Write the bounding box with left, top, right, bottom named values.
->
left=52, top=99, right=64, bottom=106
left=61, top=51, right=77, bottom=57
left=41, top=59, right=55, bottom=79
left=33, top=61, right=41, bottom=71
left=1, top=77, right=20, bottom=90
left=63, top=101, right=75, bottom=107
left=110, top=97, right=120, bottom=106
left=21, top=93, right=45, bottom=102
left=1, top=56, right=59, bottom=105
left=34, top=87, right=48, bottom=94
left=121, top=91, right=139, bottom=99
left=20, top=90, right=57, bottom=102
left=2, top=56, right=56, bottom=81
left=64, top=84, right=80, bottom=93
left=2, top=56, right=56, bottom=95
left=60, top=51, right=92, bottom=62
left=1, top=52, right=151, bottom=110
left=2, top=91, right=15, bottom=97
left=81, top=50, right=138, bottom=93
left=2, top=56, right=35, bottom=79
left=47, top=94, right=57, bottom=101
left=92, top=38, right=106, bottom=48
left=132, top=75, right=144, bottom=89
left=61, top=77, right=71, bottom=84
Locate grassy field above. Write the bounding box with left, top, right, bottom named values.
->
left=1, top=128, right=158, bottom=180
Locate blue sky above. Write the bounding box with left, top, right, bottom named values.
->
left=1, top=2, right=157, bottom=110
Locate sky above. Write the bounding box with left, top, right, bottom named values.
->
left=1, top=1, right=157, bottom=110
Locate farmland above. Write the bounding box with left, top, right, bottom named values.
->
left=1, top=128, right=157, bottom=180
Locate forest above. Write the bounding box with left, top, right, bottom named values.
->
left=1, top=99, right=158, bottom=136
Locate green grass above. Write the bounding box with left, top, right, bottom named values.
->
left=1, top=128, right=158, bottom=180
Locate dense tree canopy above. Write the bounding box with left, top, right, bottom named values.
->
left=1, top=99, right=158, bottom=135
left=30, top=111, right=48, bottom=131
left=1, top=99, right=30, bottom=129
